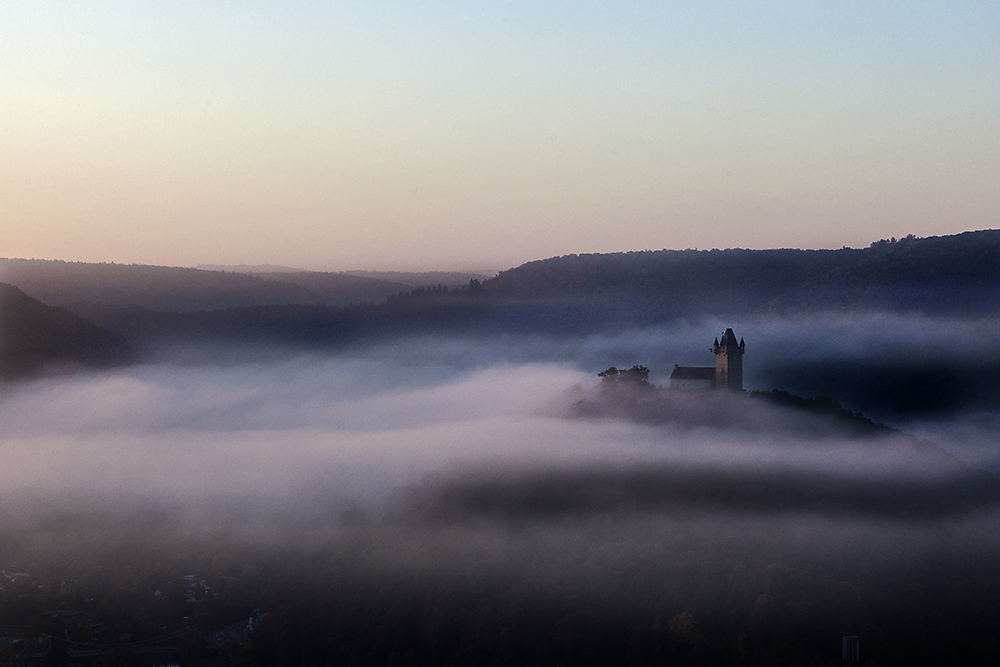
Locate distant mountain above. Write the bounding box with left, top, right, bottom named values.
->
left=9, top=230, right=997, bottom=322
left=0, top=283, right=133, bottom=379
left=479, top=230, right=1000, bottom=314
left=345, top=270, right=493, bottom=288
left=199, top=266, right=493, bottom=290
left=0, top=259, right=314, bottom=312
left=0, top=259, right=414, bottom=312
left=251, top=272, right=413, bottom=306
left=54, top=230, right=1000, bottom=419
left=73, top=230, right=1000, bottom=354
left=18, top=229, right=1000, bottom=358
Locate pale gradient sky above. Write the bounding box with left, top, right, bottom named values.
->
left=2, top=1, right=998, bottom=271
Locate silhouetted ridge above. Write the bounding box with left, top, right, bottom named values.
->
left=24, top=231, right=1000, bottom=377
left=478, top=229, right=1000, bottom=313
left=0, top=282, right=133, bottom=379
left=255, top=271, right=411, bottom=306
left=0, top=258, right=323, bottom=312
left=345, top=270, right=492, bottom=288
left=0, top=259, right=495, bottom=313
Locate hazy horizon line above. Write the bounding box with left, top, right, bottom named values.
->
left=5, top=227, right=995, bottom=276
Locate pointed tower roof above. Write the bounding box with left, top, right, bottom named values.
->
left=719, top=328, right=740, bottom=348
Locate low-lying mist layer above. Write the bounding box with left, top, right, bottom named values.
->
left=1, top=316, right=999, bottom=665
left=0, top=335, right=981, bottom=513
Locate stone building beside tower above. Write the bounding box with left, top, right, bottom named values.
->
left=669, top=328, right=745, bottom=391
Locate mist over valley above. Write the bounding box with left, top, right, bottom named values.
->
left=2, top=233, right=1000, bottom=664
left=5, top=0, right=1000, bottom=660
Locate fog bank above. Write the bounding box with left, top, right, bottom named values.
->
left=2, top=318, right=999, bottom=664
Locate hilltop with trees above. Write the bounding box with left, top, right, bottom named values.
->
left=0, top=282, right=133, bottom=379
left=4, top=230, right=1000, bottom=389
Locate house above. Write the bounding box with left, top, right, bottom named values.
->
left=669, top=328, right=745, bottom=391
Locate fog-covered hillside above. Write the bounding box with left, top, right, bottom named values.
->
left=0, top=282, right=133, bottom=379
left=4, top=232, right=1000, bottom=663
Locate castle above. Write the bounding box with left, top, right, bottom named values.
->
left=669, top=328, right=745, bottom=391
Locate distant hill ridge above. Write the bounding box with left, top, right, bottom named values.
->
left=66, top=230, right=1000, bottom=360
left=7, top=231, right=997, bottom=316
left=483, top=230, right=1000, bottom=294
left=0, top=259, right=413, bottom=312
left=345, top=270, right=494, bottom=288
left=198, top=265, right=493, bottom=288
left=476, top=230, right=1000, bottom=312
left=0, top=282, right=133, bottom=379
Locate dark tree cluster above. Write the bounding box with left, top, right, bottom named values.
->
left=0, top=283, right=133, bottom=379
left=746, top=390, right=901, bottom=438
left=598, top=365, right=652, bottom=387
left=384, top=284, right=452, bottom=305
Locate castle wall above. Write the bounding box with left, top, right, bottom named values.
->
left=671, top=377, right=714, bottom=391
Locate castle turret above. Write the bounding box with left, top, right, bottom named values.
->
left=711, top=328, right=745, bottom=391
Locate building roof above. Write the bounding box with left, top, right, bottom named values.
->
left=713, top=328, right=745, bottom=354
left=670, top=366, right=715, bottom=380
left=720, top=328, right=740, bottom=347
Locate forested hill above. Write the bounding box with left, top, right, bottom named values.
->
left=58, top=229, right=1000, bottom=357
left=0, top=283, right=133, bottom=379
left=344, top=270, right=493, bottom=288
left=478, top=230, right=1000, bottom=313
left=238, top=271, right=412, bottom=306
left=0, top=259, right=412, bottom=311
left=6, top=230, right=997, bottom=318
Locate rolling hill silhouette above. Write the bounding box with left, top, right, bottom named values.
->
left=0, top=282, right=133, bottom=379
left=0, top=259, right=413, bottom=312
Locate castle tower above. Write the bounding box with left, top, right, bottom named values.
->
left=712, top=328, right=745, bottom=391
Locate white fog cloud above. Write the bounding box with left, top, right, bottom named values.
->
left=0, top=329, right=984, bottom=517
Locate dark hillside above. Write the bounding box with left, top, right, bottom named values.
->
left=772, top=231, right=1000, bottom=311
left=74, top=300, right=503, bottom=353
left=0, top=258, right=318, bottom=312
left=0, top=283, right=133, bottom=379
left=16, top=230, right=1000, bottom=379
left=483, top=247, right=853, bottom=299
left=346, top=270, right=493, bottom=288
left=8, top=229, right=998, bottom=324
left=814, top=230, right=1000, bottom=286
left=69, top=230, right=1000, bottom=372
left=480, top=230, right=1000, bottom=315
left=257, top=271, right=412, bottom=306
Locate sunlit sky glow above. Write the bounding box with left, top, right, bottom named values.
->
left=2, top=1, right=998, bottom=271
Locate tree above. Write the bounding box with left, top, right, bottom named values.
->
left=598, top=365, right=651, bottom=387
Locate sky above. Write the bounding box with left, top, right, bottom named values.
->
left=1, top=1, right=998, bottom=272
